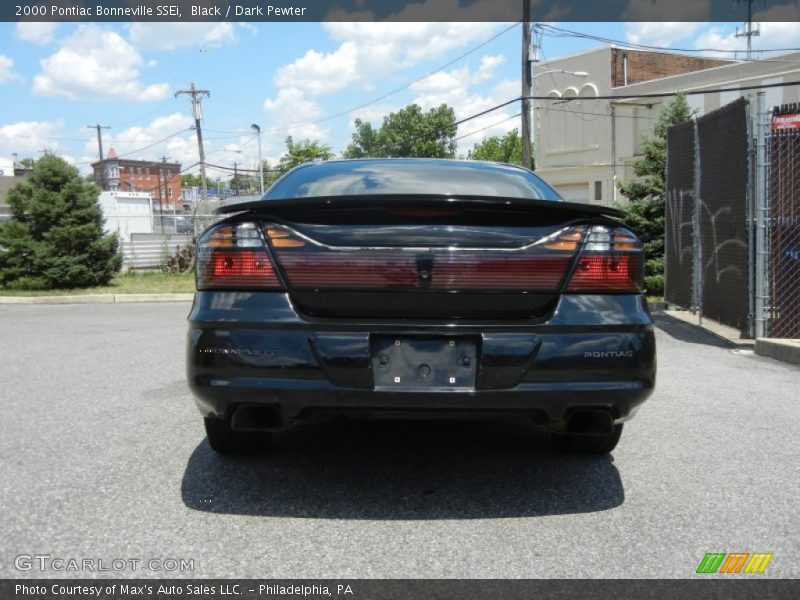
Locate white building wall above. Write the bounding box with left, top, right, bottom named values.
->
left=99, top=191, right=153, bottom=242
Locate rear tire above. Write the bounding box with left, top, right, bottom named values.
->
left=204, top=417, right=272, bottom=454
left=551, top=424, right=623, bottom=454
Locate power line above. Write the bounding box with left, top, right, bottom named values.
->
left=114, top=128, right=192, bottom=159
left=452, top=112, right=522, bottom=145
left=536, top=23, right=800, bottom=57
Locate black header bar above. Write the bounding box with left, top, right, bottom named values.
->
left=6, top=0, right=800, bottom=23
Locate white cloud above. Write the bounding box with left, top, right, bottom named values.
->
left=411, top=54, right=506, bottom=95
left=625, top=22, right=703, bottom=47
left=263, top=88, right=330, bottom=145
left=323, top=22, right=504, bottom=65
left=33, top=25, right=170, bottom=102
left=272, top=22, right=508, bottom=100
left=274, top=41, right=394, bottom=95
left=349, top=103, right=403, bottom=126
left=0, top=55, right=16, bottom=84
left=128, top=23, right=237, bottom=52
left=238, top=22, right=260, bottom=37
left=0, top=120, right=65, bottom=156
left=692, top=22, right=800, bottom=57
left=15, top=22, right=58, bottom=45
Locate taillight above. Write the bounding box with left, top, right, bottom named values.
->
left=196, top=222, right=282, bottom=290
left=566, top=225, right=644, bottom=293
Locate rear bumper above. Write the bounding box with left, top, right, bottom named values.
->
left=186, top=292, right=656, bottom=426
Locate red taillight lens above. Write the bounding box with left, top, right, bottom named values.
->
left=197, top=223, right=282, bottom=290
left=564, top=226, right=644, bottom=293
left=566, top=253, right=643, bottom=292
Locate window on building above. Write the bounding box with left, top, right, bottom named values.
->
left=594, top=181, right=602, bottom=202
left=167, top=187, right=173, bottom=198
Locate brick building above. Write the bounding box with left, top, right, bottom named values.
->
left=92, top=148, right=181, bottom=209
left=609, top=49, right=728, bottom=88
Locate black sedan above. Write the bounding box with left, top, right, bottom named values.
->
left=187, top=159, right=656, bottom=454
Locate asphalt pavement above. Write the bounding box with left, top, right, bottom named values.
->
left=0, top=303, right=798, bottom=578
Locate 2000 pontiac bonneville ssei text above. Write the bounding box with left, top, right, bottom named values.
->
left=186, top=159, right=656, bottom=454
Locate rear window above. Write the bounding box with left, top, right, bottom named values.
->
left=265, top=159, right=562, bottom=201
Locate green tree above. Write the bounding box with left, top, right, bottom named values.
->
left=0, top=155, right=122, bottom=290
left=278, top=136, right=335, bottom=173
left=618, top=93, right=694, bottom=296
left=180, top=173, right=204, bottom=187
left=19, top=157, right=35, bottom=169
left=467, top=129, right=523, bottom=166
left=344, top=103, right=457, bottom=159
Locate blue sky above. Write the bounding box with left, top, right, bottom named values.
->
left=0, top=20, right=797, bottom=178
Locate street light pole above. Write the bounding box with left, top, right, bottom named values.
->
left=251, top=123, right=263, bottom=196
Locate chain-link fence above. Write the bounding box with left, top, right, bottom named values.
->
left=665, top=98, right=751, bottom=335
left=767, top=105, right=800, bottom=338
left=665, top=96, right=800, bottom=339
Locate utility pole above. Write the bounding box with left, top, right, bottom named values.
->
left=175, top=82, right=210, bottom=233
left=521, top=0, right=533, bottom=170
left=251, top=123, right=264, bottom=195
left=158, top=155, right=169, bottom=210
left=233, top=162, right=239, bottom=196
left=87, top=124, right=110, bottom=162
left=735, top=0, right=760, bottom=60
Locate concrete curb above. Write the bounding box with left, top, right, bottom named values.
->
left=0, top=293, right=194, bottom=305
left=755, top=338, right=800, bottom=366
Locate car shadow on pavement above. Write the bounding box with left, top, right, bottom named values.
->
left=653, top=313, right=733, bottom=348
left=181, top=418, right=624, bottom=519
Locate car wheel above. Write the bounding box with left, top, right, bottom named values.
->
left=204, top=417, right=271, bottom=454
left=551, top=424, right=623, bottom=454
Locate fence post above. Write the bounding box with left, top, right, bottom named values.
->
left=754, top=92, right=769, bottom=339
left=745, top=98, right=756, bottom=338
left=692, top=119, right=703, bottom=322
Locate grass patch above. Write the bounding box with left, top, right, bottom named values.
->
left=0, top=271, right=195, bottom=296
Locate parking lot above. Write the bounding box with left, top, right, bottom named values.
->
left=1, top=302, right=798, bottom=578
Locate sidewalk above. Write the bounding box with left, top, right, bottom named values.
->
left=662, top=308, right=800, bottom=366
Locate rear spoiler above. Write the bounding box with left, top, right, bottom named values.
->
left=217, top=194, right=628, bottom=220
